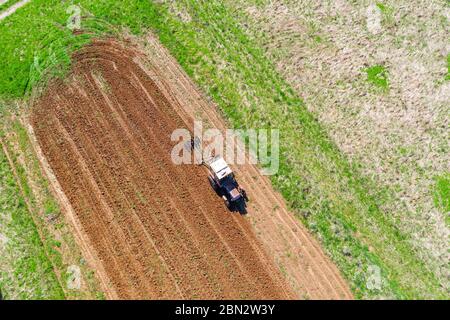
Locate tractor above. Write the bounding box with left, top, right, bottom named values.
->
left=206, top=156, right=249, bottom=214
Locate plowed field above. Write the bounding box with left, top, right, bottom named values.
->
left=30, top=37, right=352, bottom=299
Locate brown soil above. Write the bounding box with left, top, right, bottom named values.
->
left=135, top=33, right=353, bottom=300
left=30, top=36, right=352, bottom=299
left=31, top=39, right=295, bottom=299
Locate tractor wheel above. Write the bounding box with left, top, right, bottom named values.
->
left=242, top=189, right=249, bottom=202
left=208, top=175, right=219, bottom=193
left=236, top=200, right=247, bottom=215
left=222, top=196, right=231, bottom=209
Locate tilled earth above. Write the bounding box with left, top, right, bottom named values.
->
left=31, top=38, right=352, bottom=299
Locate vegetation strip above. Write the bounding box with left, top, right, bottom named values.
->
left=0, top=102, right=104, bottom=299
left=0, top=0, right=30, bottom=21
left=0, top=130, right=64, bottom=299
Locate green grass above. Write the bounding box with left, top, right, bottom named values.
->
left=0, top=138, right=64, bottom=299
left=376, top=2, right=395, bottom=27
left=0, top=108, right=105, bottom=299
left=0, top=0, right=21, bottom=12
left=365, top=65, right=389, bottom=90
left=0, top=0, right=113, bottom=99
left=433, top=174, right=450, bottom=216
left=0, top=0, right=446, bottom=299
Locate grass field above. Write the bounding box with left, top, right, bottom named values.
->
left=0, top=150, right=63, bottom=299
left=0, top=0, right=447, bottom=299
left=0, top=0, right=22, bottom=12
left=0, top=114, right=64, bottom=299
left=0, top=102, right=103, bottom=299
left=224, top=0, right=449, bottom=296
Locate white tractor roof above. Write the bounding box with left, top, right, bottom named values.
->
left=209, top=156, right=232, bottom=180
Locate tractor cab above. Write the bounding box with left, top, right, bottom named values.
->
left=209, top=156, right=233, bottom=183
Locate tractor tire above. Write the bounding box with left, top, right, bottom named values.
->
left=236, top=200, right=247, bottom=215
left=222, top=196, right=231, bottom=210
left=242, top=190, right=249, bottom=202
left=208, top=175, right=219, bottom=193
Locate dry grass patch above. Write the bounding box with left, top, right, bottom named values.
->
left=229, top=0, right=449, bottom=292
